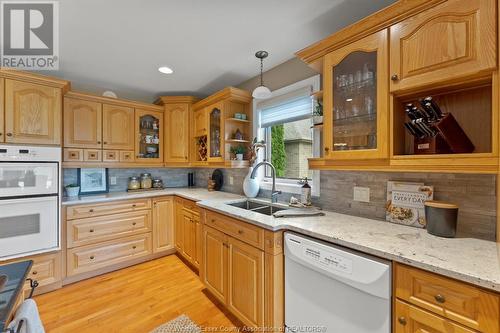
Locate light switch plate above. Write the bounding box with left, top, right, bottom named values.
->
left=229, top=176, right=234, bottom=185
left=353, top=186, right=370, bottom=202
left=110, top=176, right=117, bottom=185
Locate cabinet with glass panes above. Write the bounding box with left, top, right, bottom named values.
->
left=135, top=109, right=164, bottom=164
left=322, top=29, right=388, bottom=160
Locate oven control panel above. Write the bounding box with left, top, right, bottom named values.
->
left=0, top=145, right=61, bottom=162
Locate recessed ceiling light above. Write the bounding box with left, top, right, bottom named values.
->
left=158, top=66, right=173, bottom=74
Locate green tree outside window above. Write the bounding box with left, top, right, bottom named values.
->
left=271, top=124, right=286, bottom=177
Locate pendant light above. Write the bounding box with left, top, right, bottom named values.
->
left=252, top=50, right=272, bottom=99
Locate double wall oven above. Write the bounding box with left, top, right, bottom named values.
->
left=0, top=145, right=61, bottom=260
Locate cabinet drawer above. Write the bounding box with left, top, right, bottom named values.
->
left=64, top=148, right=84, bottom=161
left=67, top=233, right=152, bottom=276
left=119, top=150, right=134, bottom=162
left=66, top=198, right=151, bottom=220
left=395, top=263, right=499, bottom=332
left=395, top=299, right=476, bottom=333
left=67, top=210, right=152, bottom=248
left=26, top=252, right=61, bottom=288
left=83, top=149, right=102, bottom=162
left=103, top=150, right=119, bottom=162
left=205, top=211, right=264, bottom=250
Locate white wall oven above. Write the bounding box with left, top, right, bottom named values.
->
left=0, top=146, right=61, bottom=260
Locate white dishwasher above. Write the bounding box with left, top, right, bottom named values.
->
left=284, top=232, right=391, bottom=333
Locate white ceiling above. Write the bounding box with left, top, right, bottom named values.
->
left=41, top=0, right=395, bottom=102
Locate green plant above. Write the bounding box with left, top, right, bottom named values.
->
left=230, top=145, right=246, bottom=155
left=271, top=124, right=286, bottom=177
left=313, top=100, right=323, bottom=116
left=65, top=183, right=79, bottom=188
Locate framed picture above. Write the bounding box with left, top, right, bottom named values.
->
left=77, top=168, right=109, bottom=195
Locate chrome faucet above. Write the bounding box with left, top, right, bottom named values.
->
left=250, top=161, right=282, bottom=203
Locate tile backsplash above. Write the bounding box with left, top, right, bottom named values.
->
left=63, top=167, right=496, bottom=241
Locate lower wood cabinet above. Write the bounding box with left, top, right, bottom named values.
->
left=174, top=197, right=201, bottom=269
left=67, top=233, right=152, bottom=276
left=152, top=197, right=174, bottom=253
left=200, top=209, right=283, bottom=330
left=394, top=263, right=499, bottom=333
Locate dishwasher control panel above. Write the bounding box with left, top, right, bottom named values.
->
left=304, top=245, right=353, bottom=274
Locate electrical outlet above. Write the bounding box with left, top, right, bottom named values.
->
left=110, top=176, right=117, bottom=185
left=229, top=176, right=234, bottom=185
left=353, top=186, right=370, bottom=202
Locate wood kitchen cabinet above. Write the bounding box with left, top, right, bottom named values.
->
left=4, top=79, right=63, bottom=145
left=227, top=236, right=264, bottom=327
left=174, top=198, right=201, bottom=269
left=322, top=29, right=389, bottom=161
left=152, top=197, right=174, bottom=253
left=193, top=107, right=207, bottom=137
left=155, top=96, right=198, bottom=165
left=103, top=104, right=135, bottom=150
left=0, top=78, right=4, bottom=142
left=207, top=102, right=224, bottom=162
left=135, top=108, right=163, bottom=164
left=389, top=0, right=496, bottom=92
left=64, top=97, right=102, bottom=148
left=200, top=209, right=283, bottom=330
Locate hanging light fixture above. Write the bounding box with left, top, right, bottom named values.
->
left=252, top=50, right=272, bottom=99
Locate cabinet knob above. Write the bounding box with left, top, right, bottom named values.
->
left=132, top=204, right=136, bottom=208
left=132, top=245, right=137, bottom=249
left=434, top=294, right=446, bottom=303
left=391, top=74, right=399, bottom=81
left=324, top=147, right=330, bottom=152
left=238, top=230, right=244, bottom=234
left=32, top=271, right=37, bottom=275
left=398, top=317, right=407, bottom=326
left=6, top=133, right=12, bottom=137
left=89, top=229, right=94, bottom=233
left=103, top=141, right=108, bottom=144
left=132, top=222, right=136, bottom=226
left=89, top=209, right=94, bottom=213
left=90, top=256, right=95, bottom=260
left=97, top=141, right=101, bottom=144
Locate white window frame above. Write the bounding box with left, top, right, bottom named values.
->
left=253, top=75, right=321, bottom=197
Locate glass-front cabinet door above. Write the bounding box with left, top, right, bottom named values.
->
left=323, top=29, right=388, bottom=160
left=208, top=103, right=224, bottom=162
left=135, top=109, right=163, bottom=163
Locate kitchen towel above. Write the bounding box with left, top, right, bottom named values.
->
left=7, top=299, right=45, bottom=333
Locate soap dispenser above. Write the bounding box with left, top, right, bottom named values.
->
left=300, top=178, right=312, bottom=206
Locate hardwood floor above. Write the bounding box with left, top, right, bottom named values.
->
left=35, top=255, right=241, bottom=332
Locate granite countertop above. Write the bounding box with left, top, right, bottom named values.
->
left=62, top=189, right=500, bottom=293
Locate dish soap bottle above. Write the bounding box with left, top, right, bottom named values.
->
left=300, top=178, right=311, bottom=206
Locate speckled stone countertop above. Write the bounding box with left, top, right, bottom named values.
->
left=62, top=189, right=500, bottom=292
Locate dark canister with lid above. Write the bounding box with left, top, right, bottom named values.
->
left=424, top=201, right=459, bottom=238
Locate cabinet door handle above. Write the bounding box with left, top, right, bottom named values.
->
left=97, top=141, right=101, bottom=144
left=391, top=74, right=399, bottom=81
left=238, top=230, right=244, bottom=234
left=324, top=147, right=329, bottom=152
left=89, top=209, right=94, bottom=213
left=132, top=245, right=137, bottom=249
left=434, top=294, right=446, bottom=303
left=397, top=317, right=407, bottom=326
left=6, top=133, right=12, bottom=137
left=89, top=229, right=94, bottom=233
left=103, top=141, right=108, bottom=144
left=132, top=222, right=136, bottom=226
left=90, top=256, right=95, bottom=260
left=132, top=204, right=136, bottom=208
left=32, top=271, right=37, bottom=275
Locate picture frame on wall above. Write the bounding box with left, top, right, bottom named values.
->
left=77, top=168, right=109, bottom=195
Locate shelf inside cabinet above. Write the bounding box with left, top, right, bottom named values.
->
left=310, top=90, right=323, bottom=100
left=392, top=81, right=493, bottom=158
left=226, top=139, right=250, bottom=143
left=225, top=118, right=251, bottom=123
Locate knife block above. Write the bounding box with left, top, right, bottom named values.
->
left=414, top=113, right=475, bottom=154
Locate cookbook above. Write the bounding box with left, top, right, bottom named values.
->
left=386, top=181, right=434, bottom=228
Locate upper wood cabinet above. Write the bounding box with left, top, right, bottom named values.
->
left=4, top=79, right=62, bottom=145
left=64, top=97, right=102, bottom=148
left=156, top=96, right=198, bottom=165
left=193, top=108, right=207, bottom=137
left=135, top=108, right=163, bottom=163
left=207, top=102, right=224, bottom=162
left=323, top=29, right=389, bottom=160
left=102, top=104, right=135, bottom=150
left=389, top=0, right=496, bottom=92
left=152, top=197, right=174, bottom=253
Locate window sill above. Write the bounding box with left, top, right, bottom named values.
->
left=260, top=179, right=304, bottom=195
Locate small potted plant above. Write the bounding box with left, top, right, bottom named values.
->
left=230, top=145, right=247, bottom=161
left=313, top=100, right=323, bottom=125
left=65, top=183, right=80, bottom=197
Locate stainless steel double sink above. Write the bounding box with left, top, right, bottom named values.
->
left=227, top=199, right=288, bottom=216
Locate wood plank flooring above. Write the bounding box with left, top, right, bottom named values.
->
left=35, top=255, right=241, bottom=333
